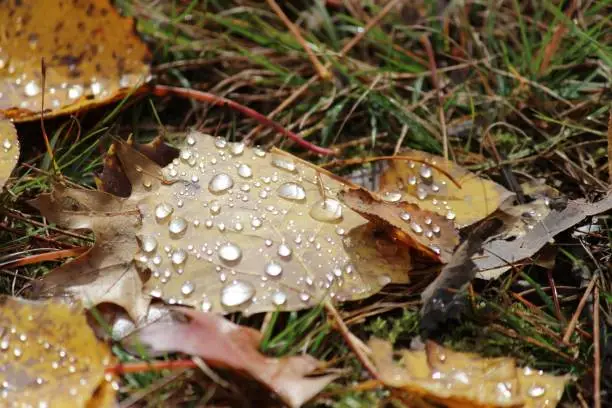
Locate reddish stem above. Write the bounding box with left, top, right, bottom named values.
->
left=152, top=85, right=336, bottom=156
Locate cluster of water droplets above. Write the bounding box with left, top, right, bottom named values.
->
left=0, top=317, right=117, bottom=406
left=134, top=132, right=375, bottom=314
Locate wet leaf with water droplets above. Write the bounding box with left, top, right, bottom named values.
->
left=369, top=338, right=569, bottom=408
left=339, top=188, right=459, bottom=263
left=0, top=0, right=151, bottom=121
left=0, top=120, right=19, bottom=189
left=135, top=307, right=337, bottom=408
left=0, top=296, right=115, bottom=407
left=378, top=151, right=514, bottom=227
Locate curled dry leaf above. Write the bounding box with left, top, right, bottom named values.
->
left=30, top=184, right=150, bottom=321
left=34, top=132, right=410, bottom=319
left=0, top=296, right=116, bottom=407
left=378, top=150, right=514, bottom=227
left=0, top=120, right=20, bottom=189
left=0, top=0, right=151, bottom=121
left=369, top=338, right=569, bottom=408
left=474, top=192, right=612, bottom=276
left=135, top=307, right=337, bottom=408
left=339, top=188, right=459, bottom=263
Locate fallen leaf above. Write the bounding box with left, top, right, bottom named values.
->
left=419, top=218, right=503, bottom=333
left=378, top=151, right=514, bottom=227
left=0, top=0, right=151, bottom=121
left=474, top=192, right=612, bottom=276
left=34, top=132, right=411, bottom=319
left=0, top=296, right=116, bottom=407
left=339, top=187, right=459, bottom=263
left=134, top=307, right=337, bottom=408
left=0, top=120, right=20, bottom=189
left=369, top=338, right=569, bottom=408
left=30, top=184, right=150, bottom=321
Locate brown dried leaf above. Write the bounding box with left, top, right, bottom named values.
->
left=474, top=192, right=612, bottom=276
left=30, top=184, right=150, bottom=321
left=135, top=308, right=336, bottom=408
left=0, top=296, right=116, bottom=407
left=0, top=120, right=19, bottom=189
left=378, top=151, right=514, bottom=227
left=339, top=187, right=459, bottom=263
left=0, top=0, right=151, bottom=122
left=370, top=338, right=569, bottom=408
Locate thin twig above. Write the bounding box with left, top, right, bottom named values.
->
left=151, top=85, right=335, bottom=156
left=607, top=110, right=612, bottom=184
left=265, top=0, right=330, bottom=80
left=324, top=301, right=378, bottom=378
left=593, top=283, right=601, bottom=408
left=562, top=274, right=598, bottom=344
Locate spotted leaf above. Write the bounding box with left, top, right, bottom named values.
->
left=378, top=151, right=514, bottom=227
left=0, top=296, right=116, bottom=407
left=0, top=0, right=151, bottom=122
left=370, top=338, right=569, bottom=408
left=0, top=120, right=19, bottom=189
left=339, top=188, right=459, bottom=263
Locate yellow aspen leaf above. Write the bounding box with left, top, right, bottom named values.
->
left=0, top=120, right=19, bottom=189
left=0, top=0, right=151, bottom=122
left=369, top=338, right=569, bottom=408
left=378, top=150, right=514, bottom=228
left=33, top=132, right=411, bottom=319
left=0, top=296, right=116, bottom=407
left=339, top=187, right=459, bottom=263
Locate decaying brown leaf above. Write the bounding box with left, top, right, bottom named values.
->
left=0, top=120, right=20, bottom=189
left=0, top=296, right=116, bottom=407
left=369, top=338, right=569, bottom=408
left=474, top=192, right=612, bottom=275
left=30, top=184, right=150, bottom=321
left=378, top=150, right=514, bottom=227
left=34, top=132, right=411, bottom=319
left=339, top=187, right=459, bottom=263
left=0, top=0, right=151, bottom=121
left=134, top=307, right=336, bottom=408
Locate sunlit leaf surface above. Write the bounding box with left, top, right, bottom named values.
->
left=0, top=296, right=116, bottom=407
left=0, top=0, right=151, bottom=121
left=0, top=120, right=19, bottom=188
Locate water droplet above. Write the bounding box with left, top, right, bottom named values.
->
left=429, top=245, right=441, bottom=255
left=209, top=200, right=221, bottom=215
left=180, top=281, right=195, bottom=296
left=420, top=165, right=433, bottom=180
left=215, top=137, right=227, bottom=149
left=201, top=299, right=212, bottom=312
left=272, top=158, right=296, bottom=172
left=230, top=142, right=245, bottom=155
left=310, top=199, right=342, bottom=222
left=209, top=173, right=234, bottom=193
left=221, top=280, right=255, bottom=307
left=400, top=211, right=411, bottom=221
left=218, top=242, right=242, bottom=262
left=0, top=338, right=8, bottom=350
left=169, top=217, right=188, bottom=236
left=171, top=249, right=187, bottom=265
left=13, top=347, right=22, bottom=358
left=445, top=210, right=456, bottom=220
left=299, top=292, right=311, bottom=302
left=68, top=84, right=83, bottom=99
left=408, top=175, right=417, bottom=185
left=237, top=164, right=252, bottom=178
left=251, top=218, right=262, bottom=228
left=272, top=291, right=287, bottom=306
left=186, top=135, right=196, bottom=146
left=527, top=385, right=546, bottom=398
left=155, top=203, right=173, bottom=222
left=24, top=80, right=40, bottom=97
left=140, top=236, right=157, bottom=253
left=2, top=139, right=11, bottom=151
left=277, top=243, right=292, bottom=258
left=336, top=227, right=345, bottom=236
left=416, top=187, right=428, bottom=200
left=432, top=225, right=441, bottom=235
left=253, top=147, right=266, bottom=157
left=180, top=149, right=193, bottom=163
left=382, top=191, right=402, bottom=202
left=265, top=262, right=283, bottom=277
left=277, top=182, right=306, bottom=201
left=424, top=217, right=432, bottom=225
left=410, top=222, right=423, bottom=234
